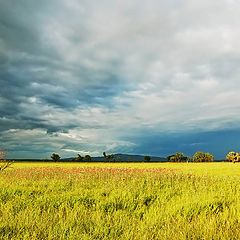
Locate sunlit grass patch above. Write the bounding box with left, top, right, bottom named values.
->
left=1, top=162, right=240, bottom=239
left=11, top=161, right=240, bottom=176
left=3, top=166, right=177, bottom=181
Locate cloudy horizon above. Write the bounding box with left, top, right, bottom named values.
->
left=1, top=0, right=240, bottom=159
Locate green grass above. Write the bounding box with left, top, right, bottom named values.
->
left=13, top=161, right=240, bottom=176
left=0, top=162, right=240, bottom=239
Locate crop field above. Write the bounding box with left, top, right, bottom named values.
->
left=1, top=162, right=240, bottom=239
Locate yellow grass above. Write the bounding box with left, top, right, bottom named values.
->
left=0, top=162, right=240, bottom=239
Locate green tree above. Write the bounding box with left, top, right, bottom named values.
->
left=192, top=151, right=214, bottom=162
left=75, top=154, right=83, bottom=161
left=103, top=152, right=115, bottom=162
left=167, top=154, right=175, bottom=161
left=168, top=152, right=188, bottom=162
left=144, top=156, right=151, bottom=162
left=51, top=153, right=61, bottom=162
left=226, top=151, right=240, bottom=163
left=84, top=155, right=92, bottom=161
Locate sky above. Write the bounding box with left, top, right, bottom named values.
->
left=1, top=0, right=240, bottom=159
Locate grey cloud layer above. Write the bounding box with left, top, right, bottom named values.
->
left=1, top=0, right=240, bottom=158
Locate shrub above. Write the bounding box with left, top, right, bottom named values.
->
left=144, top=156, right=151, bottom=162
left=84, top=155, right=92, bottom=161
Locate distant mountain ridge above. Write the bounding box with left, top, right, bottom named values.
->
left=10, top=153, right=167, bottom=162
left=86, top=153, right=167, bottom=162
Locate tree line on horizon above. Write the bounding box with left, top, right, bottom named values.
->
left=1, top=149, right=239, bottom=164
left=49, top=151, right=240, bottom=163
left=0, top=149, right=240, bottom=174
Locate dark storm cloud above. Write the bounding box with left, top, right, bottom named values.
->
left=130, top=129, right=240, bottom=159
left=0, top=0, right=125, bottom=140
left=1, top=0, right=240, bottom=158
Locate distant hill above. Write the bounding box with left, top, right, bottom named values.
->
left=11, top=154, right=167, bottom=162
left=87, top=154, right=167, bottom=162
left=10, top=154, right=225, bottom=162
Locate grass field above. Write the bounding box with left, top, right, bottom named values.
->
left=1, top=162, right=240, bottom=239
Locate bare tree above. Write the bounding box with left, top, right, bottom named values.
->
left=0, top=150, right=13, bottom=172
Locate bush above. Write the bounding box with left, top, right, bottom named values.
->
left=144, top=156, right=151, bottom=162
left=84, top=155, right=92, bottom=161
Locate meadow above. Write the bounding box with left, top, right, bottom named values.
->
left=1, top=162, right=240, bottom=239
